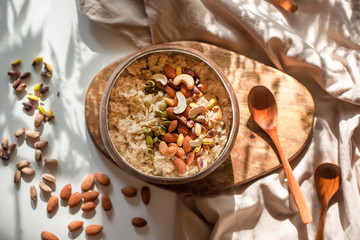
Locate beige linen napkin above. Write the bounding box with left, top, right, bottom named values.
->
left=79, top=0, right=360, bottom=239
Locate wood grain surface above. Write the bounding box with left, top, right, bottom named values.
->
left=85, top=41, right=314, bottom=195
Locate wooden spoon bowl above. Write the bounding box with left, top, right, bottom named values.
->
left=314, top=163, right=341, bottom=240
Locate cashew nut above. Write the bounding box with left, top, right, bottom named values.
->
left=209, top=106, right=222, bottom=123
left=173, top=74, right=195, bottom=90
left=173, top=92, right=187, bottom=114
left=188, top=105, right=207, bottom=119
left=159, top=141, right=177, bottom=157
left=151, top=73, right=168, bottom=86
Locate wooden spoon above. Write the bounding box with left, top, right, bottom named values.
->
left=314, top=163, right=341, bottom=240
left=248, top=85, right=313, bottom=224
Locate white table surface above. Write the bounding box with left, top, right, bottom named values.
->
left=0, top=1, right=177, bottom=239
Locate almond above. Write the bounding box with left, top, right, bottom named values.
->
left=132, top=217, right=147, bottom=228
left=175, top=147, right=186, bottom=159
left=166, top=107, right=177, bottom=120
left=16, top=160, right=30, bottom=169
left=182, top=106, right=191, bottom=119
left=161, top=133, right=178, bottom=143
left=39, top=181, right=53, bottom=193
left=81, top=201, right=96, bottom=211
left=176, top=115, right=187, bottom=125
left=164, top=85, right=176, bottom=98
left=41, top=231, right=59, bottom=240
left=180, top=83, right=191, bottom=97
left=34, top=140, right=48, bottom=149
left=47, top=196, right=59, bottom=213
left=168, top=120, right=178, bottom=133
left=21, top=167, right=35, bottom=175
left=68, top=192, right=83, bottom=207
left=25, top=130, right=41, bottom=139
left=68, top=220, right=84, bottom=232
left=81, top=174, right=95, bottom=192
left=14, top=170, right=21, bottom=183
left=101, top=194, right=112, bottom=211
left=42, top=173, right=56, bottom=183
left=44, top=158, right=58, bottom=165
left=30, top=185, right=37, bottom=200
left=177, top=122, right=189, bottom=137
left=83, top=190, right=99, bottom=202
left=85, top=224, right=103, bottom=235
left=141, top=186, right=150, bottom=205
left=186, top=151, right=195, bottom=165
left=174, top=158, right=187, bottom=174
left=164, top=64, right=176, bottom=79
left=60, top=184, right=72, bottom=200
left=121, top=186, right=137, bottom=197
left=183, top=136, right=193, bottom=153
left=95, top=172, right=110, bottom=186
left=14, top=127, right=25, bottom=138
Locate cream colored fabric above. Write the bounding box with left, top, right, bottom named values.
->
left=78, top=0, right=360, bottom=239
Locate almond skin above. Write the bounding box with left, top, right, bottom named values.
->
left=161, top=133, right=178, bottom=143
left=132, top=217, right=147, bottom=228
left=30, top=185, right=37, bottom=200
left=168, top=120, right=178, bottom=133
left=182, top=136, right=193, bottom=153
left=95, top=172, right=110, bottom=186
left=85, top=224, right=103, bottom=235
left=174, top=158, right=187, bottom=174
left=121, top=186, right=137, bottom=197
left=68, top=220, right=84, bottom=232
left=68, top=192, right=83, bottom=207
left=60, top=184, right=72, bottom=200
left=47, top=196, right=59, bottom=213
left=81, top=201, right=96, bottom=211
left=101, top=194, right=112, bottom=211
left=141, top=186, right=150, bottom=206
left=83, top=190, right=99, bottom=202
left=41, top=231, right=59, bottom=240
left=81, top=174, right=95, bottom=192
left=164, top=64, right=176, bottom=79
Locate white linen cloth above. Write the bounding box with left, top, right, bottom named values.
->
left=78, top=0, right=360, bottom=239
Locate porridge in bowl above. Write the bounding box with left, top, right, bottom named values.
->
left=107, top=52, right=232, bottom=178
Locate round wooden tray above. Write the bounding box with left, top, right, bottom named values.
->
left=85, top=41, right=315, bottom=195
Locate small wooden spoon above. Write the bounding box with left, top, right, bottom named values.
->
left=314, top=163, right=341, bottom=240
left=248, top=85, right=313, bottom=224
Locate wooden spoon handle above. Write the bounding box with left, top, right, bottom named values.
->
left=271, top=131, right=313, bottom=224
left=315, top=205, right=327, bottom=240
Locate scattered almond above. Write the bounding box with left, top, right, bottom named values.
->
left=21, top=167, right=35, bottom=175
left=16, top=160, right=30, bottom=169
left=42, top=173, right=56, bottom=183
left=168, top=120, right=178, bottom=133
left=35, top=149, right=43, bottom=161
left=7, top=142, right=16, bottom=155
left=14, top=170, right=21, bottom=183
left=30, top=185, right=37, bottom=200
left=121, top=186, right=137, bottom=197
left=34, top=140, right=48, bottom=149
left=14, top=127, right=25, bottom=138
left=132, top=217, right=147, bottom=228
left=47, top=196, right=59, bottom=213
left=85, top=224, right=103, bottom=235
left=68, top=220, right=84, bottom=232
left=81, top=201, right=96, bottom=211
left=95, top=172, right=110, bottom=186
left=25, top=130, right=41, bottom=139
left=141, top=186, right=151, bottom=205
left=44, top=158, right=58, bottom=165
left=68, top=192, right=83, bottom=207
left=41, top=231, right=59, bottom=240
left=39, top=181, right=53, bottom=193
left=81, top=174, right=95, bottom=192
left=60, top=184, right=72, bottom=200
left=101, top=194, right=112, bottom=211
left=83, top=190, right=99, bottom=202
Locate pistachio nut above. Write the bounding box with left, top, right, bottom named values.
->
left=176, top=66, right=182, bottom=76
left=25, top=130, right=41, bottom=139
left=11, top=59, right=22, bottom=67
left=32, top=56, right=43, bottom=66
left=7, top=70, right=20, bottom=79
left=15, top=83, right=27, bottom=94
left=27, top=94, right=39, bottom=102
left=1, top=136, right=9, bottom=150
left=177, top=134, right=184, bottom=147
left=20, top=72, right=31, bottom=80
left=35, top=149, right=43, bottom=161
left=34, top=83, right=43, bottom=92
left=34, top=113, right=45, bottom=127
left=34, top=140, right=48, bottom=149
left=207, top=99, right=216, bottom=109
left=7, top=142, right=17, bottom=155
left=14, top=127, right=25, bottom=138
left=39, top=86, right=49, bottom=97
left=22, top=102, right=34, bottom=111
left=12, top=78, right=21, bottom=89
left=38, top=105, right=45, bottom=115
